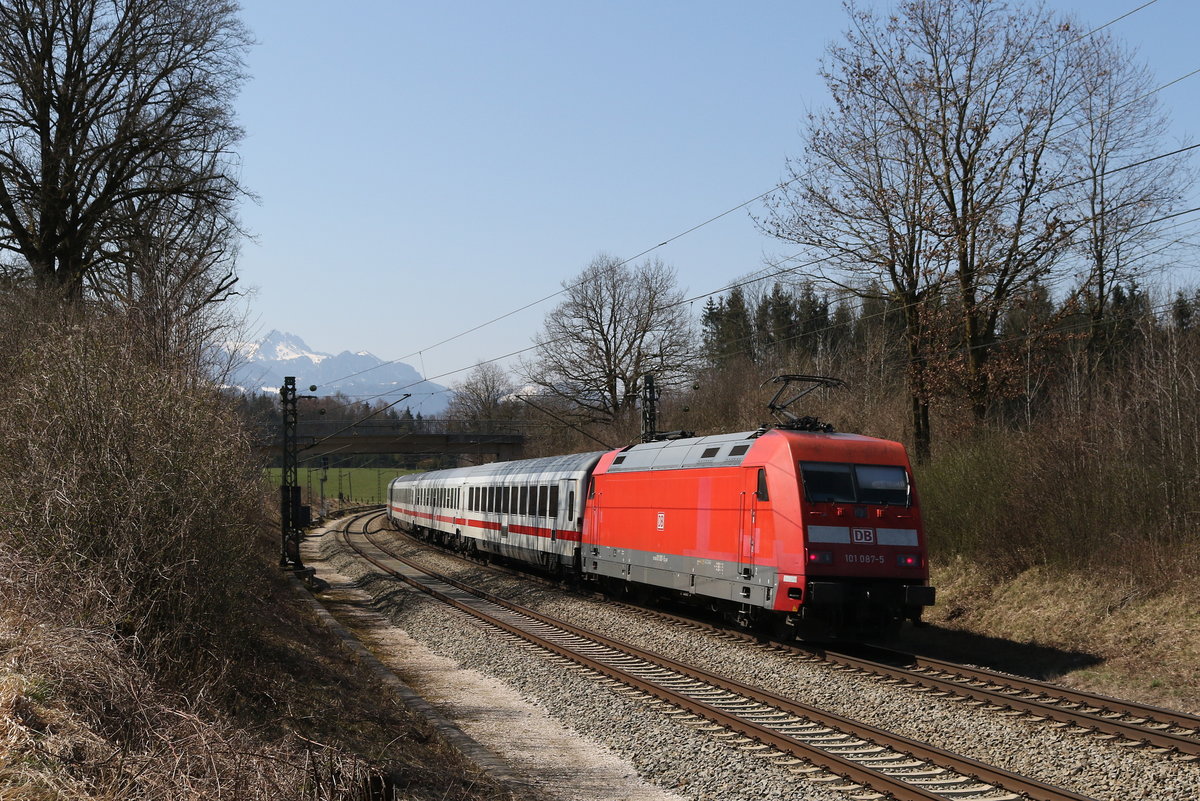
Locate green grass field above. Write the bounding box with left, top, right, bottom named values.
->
left=264, top=467, right=415, bottom=506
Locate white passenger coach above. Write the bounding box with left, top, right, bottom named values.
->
left=387, top=451, right=606, bottom=572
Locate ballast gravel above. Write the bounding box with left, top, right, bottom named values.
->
left=312, top=527, right=1200, bottom=801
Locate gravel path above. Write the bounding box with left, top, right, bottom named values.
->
left=311, top=522, right=1200, bottom=801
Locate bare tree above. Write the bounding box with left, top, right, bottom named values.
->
left=1066, top=30, right=1194, bottom=374
left=0, top=0, right=250, bottom=302
left=757, top=26, right=944, bottom=459
left=765, top=0, right=1093, bottom=433
left=447, top=361, right=517, bottom=431
left=522, top=254, right=694, bottom=424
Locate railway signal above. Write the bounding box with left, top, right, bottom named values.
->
left=279, top=376, right=317, bottom=569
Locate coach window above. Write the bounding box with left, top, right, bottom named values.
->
left=537, top=486, right=549, bottom=517
left=549, top=486, right=559, bottom=517
left=510, top=486, right=519, bottom=514
left=519, top=486, right=529, bottom=515
left=526, top=486, right=536, bottom=514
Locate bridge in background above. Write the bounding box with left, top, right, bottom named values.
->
left=261, top=421, right=526, bottom=463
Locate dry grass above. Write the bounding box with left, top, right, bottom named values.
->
left=0, top=538, right=537, bottom=801
left=0, top=293, right=537, bottom=801
left=916, top=556, right=1200, bottom=715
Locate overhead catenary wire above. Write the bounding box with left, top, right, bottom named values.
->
left=321, top=0, right=1178, bottom=396
left=341, top=200, right=1200, bottom=415
left=312, top=2, right=1187, bottom=420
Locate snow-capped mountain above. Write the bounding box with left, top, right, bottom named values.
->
left=224, top=330, right=449, bottom=414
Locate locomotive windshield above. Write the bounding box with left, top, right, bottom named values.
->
left=800, top=462, right=909, bottom=506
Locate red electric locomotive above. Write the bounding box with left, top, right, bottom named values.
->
left=388, top=377, right=935, bottom=637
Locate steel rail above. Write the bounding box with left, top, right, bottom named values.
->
left=343, top=519, right=1100, bottom=801
left=806, top=646, right=1200, bottom=757
left=377, top=510, right=1198, bottom=760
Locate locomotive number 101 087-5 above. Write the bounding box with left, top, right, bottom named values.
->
left=844, top=553, right=887, bottom=565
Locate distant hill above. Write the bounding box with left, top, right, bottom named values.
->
left=223, top=330, right=449, bottom=414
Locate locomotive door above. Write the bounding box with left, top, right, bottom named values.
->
left=737, top=489, right=756, bottom=579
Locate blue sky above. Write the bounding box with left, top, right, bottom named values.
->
left=233, top=0, right=1200, bottom=390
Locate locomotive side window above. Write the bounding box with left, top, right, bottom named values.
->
left=800, top=462, right=856, bottom=503
left=756, top=468, right=769, bottom=501
left=854, top=465, right=909, bottom=505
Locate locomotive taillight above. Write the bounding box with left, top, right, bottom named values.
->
left=807, top=550, right=833, bottom=565
left=897, top=553, right=921, bottom=567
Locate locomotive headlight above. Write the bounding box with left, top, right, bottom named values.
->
left=807, top=550, right=833, bottom=565
left=897, top=553, right=921, bottom=567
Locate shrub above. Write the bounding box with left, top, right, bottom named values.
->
left=0, top=292, right=264, bottom=675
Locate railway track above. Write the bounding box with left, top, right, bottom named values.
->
left=791, top=644, right=1200, bottom=759
left=610, top=606, right=1200, bottom=759
left=363, top=508, right=1200, bottom=762
left=333, top=510, right=1109, bottom=801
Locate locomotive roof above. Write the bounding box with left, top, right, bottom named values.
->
left=603, top=430, right=760, bottom=473
left=602, top=428, right=889, bottom=473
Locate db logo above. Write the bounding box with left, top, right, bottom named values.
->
left=851, top=528, right=876, bottom=544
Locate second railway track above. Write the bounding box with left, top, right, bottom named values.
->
left=308, top=510, right=1200, bottom=801
left=375, top=506, right=1200, bottom=761
left=328, top=510, right=1145, bottom=801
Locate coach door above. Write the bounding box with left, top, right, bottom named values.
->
left=555, top=479, right=578, bottom=540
